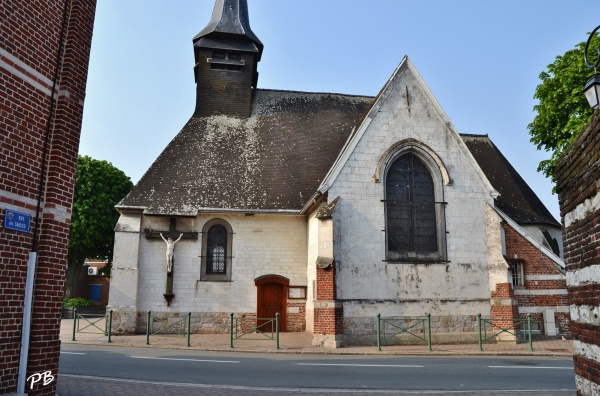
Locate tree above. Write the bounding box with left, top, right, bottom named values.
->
left=64, top=155, right=134, bottom=300
left=528, top=32, right=600, bottom=181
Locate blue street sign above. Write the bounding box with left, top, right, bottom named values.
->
left=4, top=209, right=31, bottom=233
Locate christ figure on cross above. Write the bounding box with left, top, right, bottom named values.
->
left=160, top=232, right=183, bottom=273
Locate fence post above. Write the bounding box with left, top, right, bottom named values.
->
left=146, top=311, right=151, bottom=345
left=527, top=313, right=533, bottom=351
left=72, top=308, right=77, bottom=341
left=427, top=313, right=432, bottom=351
left=187, top=312, right=192, bottom=347
left=275, top=313, right=280, bottom=350
left=230, top=313, right=234, bottom=348
left=377, top=313, right=381, bottom=351
left=108, top=310, right=113, bottom=343
left=477, top=313, right=483, bottom=351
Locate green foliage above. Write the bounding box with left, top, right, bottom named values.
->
left=528, top=32, right=600, bottom=180
left=63, top=297, right=95, bottom=308
left=67, top=155, right=134, bottom=274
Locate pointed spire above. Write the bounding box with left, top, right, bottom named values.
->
left=194, top=0, right=263, bottom=61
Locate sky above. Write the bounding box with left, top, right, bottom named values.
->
left=79, top=0, right=600, bottom=222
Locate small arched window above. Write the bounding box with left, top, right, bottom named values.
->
left=385, top=151, right=446, bottom=262
left=201, top=219, right=233, bottom=281
left=207, top=225, right=227, bottom=274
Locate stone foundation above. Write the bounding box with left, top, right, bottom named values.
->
left=108, top=309, right=308, bottom=335
left=312, top=333, right=344, bottom=348
left=134, top=311, right=245, bottom=334
left=107, top=307, right=138, bottom=335
left=343, top=314, right=482, bottom=346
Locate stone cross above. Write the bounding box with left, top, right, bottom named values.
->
left=144, top=218, right=198, bottom=306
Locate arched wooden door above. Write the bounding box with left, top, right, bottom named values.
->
left=255, top=276, right=288, bottom=332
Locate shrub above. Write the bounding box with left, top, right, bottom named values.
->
left=63, top=298, right=95, bottom=308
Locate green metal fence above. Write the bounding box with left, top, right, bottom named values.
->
left=229, top=312, right=280, bottom=349
left=477, top=313, right=533, bottom=351
left=376, top=313, right=432, bottom=351
left=145, top=311, right=191, bottom=347
left=71, top=308, right=110, bottom=341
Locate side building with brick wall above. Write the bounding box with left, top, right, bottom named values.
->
left=0, top=1, right=96, bottom=394
left=556, top=110, right=600, bottom=396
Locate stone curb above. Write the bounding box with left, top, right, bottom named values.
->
left=61, top=340, right=574, bottom=358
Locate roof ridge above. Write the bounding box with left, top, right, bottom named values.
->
left=255, top=87, right=374, bottom=99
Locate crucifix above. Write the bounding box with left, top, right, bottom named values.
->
left=144, top=218, right=198, bottom=306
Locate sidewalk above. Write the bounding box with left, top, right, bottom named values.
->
left=60, top=318, right=574, bottom=357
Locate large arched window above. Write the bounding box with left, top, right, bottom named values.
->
left=385, top=150, right=447, bottom=262
left=201, top=219, right=233, bottom=281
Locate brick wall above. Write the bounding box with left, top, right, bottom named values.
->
left=0, top=0, right=96, bottom=394
left=503, top=223, right=569, bottom=333
left=556, top=110, right=600, bottom=395
left=314, top=266, right=343, bottom=336
left=489, top=282, right=520, bottom=335
left=286, top=300, right=306, bottom=332
left=75, top=262, right=110, bottom=306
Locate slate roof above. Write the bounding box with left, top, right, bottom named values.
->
left=119, top=90, right=558, bottom=227
left=461, top=134, right=560, bottom=227
left=119, top=89, right=373, bottom=215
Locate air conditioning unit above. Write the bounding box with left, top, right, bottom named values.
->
left=87, top=267, right=98, bottom=276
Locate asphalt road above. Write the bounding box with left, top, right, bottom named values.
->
left=57, top=344, right=576, bottom=395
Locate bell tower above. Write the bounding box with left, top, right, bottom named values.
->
left=193, top=0, right=263, bottom=118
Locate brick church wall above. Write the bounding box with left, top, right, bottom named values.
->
left=556, top=110, right=600, bottom=395
left=503, top=223, right=570, bottom=333
left=0, top=1, right=96, bottom=394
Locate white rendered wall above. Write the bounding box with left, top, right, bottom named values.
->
left=522, top=224, right=563, bottom=259
left=328, top=67, right=494, bottom=318
left=136, top=213, right=308, bottom=314
left=305, top=211, right=319, bottom=332
left=109, top=212, right=142, bottom=308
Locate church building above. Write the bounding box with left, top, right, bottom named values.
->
left=108, top=0, right=568, bottom=347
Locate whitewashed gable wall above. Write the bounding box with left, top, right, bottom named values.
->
left=328, top=66, right=495, bottom=338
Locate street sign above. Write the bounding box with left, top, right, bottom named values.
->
left=4, top=209, right=31, bottom=233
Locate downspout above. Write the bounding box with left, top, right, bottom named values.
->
left=17, top=0, right=70, bottom=393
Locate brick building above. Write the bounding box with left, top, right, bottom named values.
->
left=108, top=0, right=568, bottom=347
left=0, top=1, right=96, bottom=394
left=556, top=110, right=600, bottom=395
left=74, top=260, right=110, bottom=306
